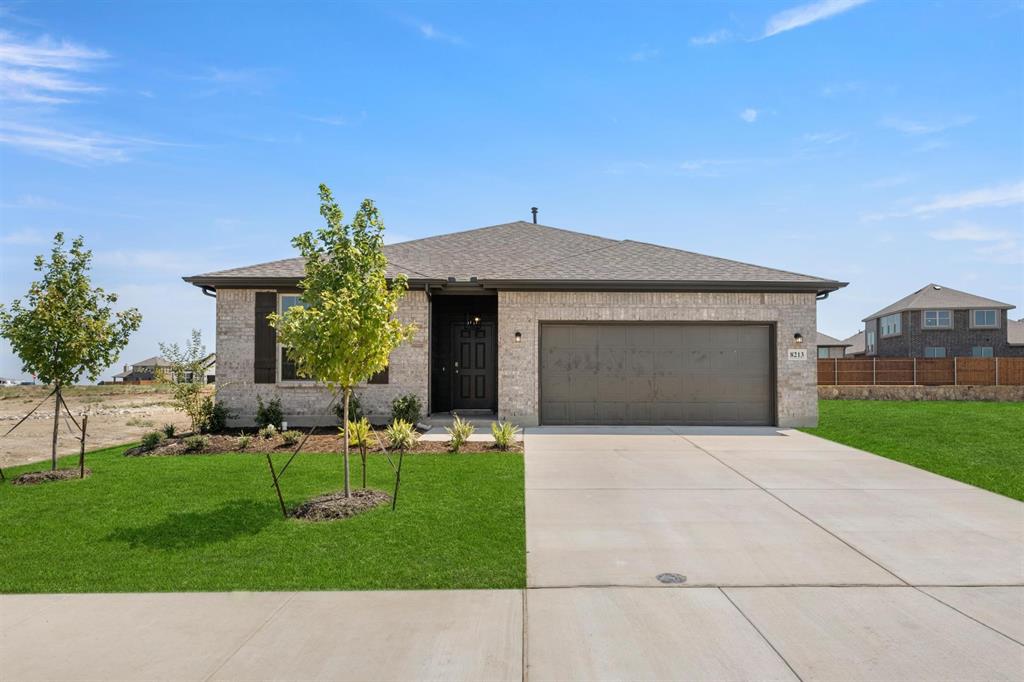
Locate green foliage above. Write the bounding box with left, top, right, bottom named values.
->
left=158, top=330, right=211, bottom=433
left=445, top=415, right=475, bottom=453
left=490, top=421, right=520, bottom=451
left=182, top=434, right=207, bottom=453
left=386, top=419, right=417, bottom=452
left=267, top=184, right=416, bottom=496
left=140, top=431, right=165, bottom=452
left=258, top=424, right=278, bottom=440
left=255, top=395, right=283, bottom=429
left=0, top=232, right=141, bottom=469
left=333, top=392, right=363, bottom=423
left=347, top=417, right=372, bottom=450
left=202, top=397, right=231, bottom=434
left=237, top=434, right=252, bottom=450
left=0, top=233, right=142, bottom=386
left=161, top=424, right=176, bottom=438
left=281, top=430, right=301, bottom=446
left=390, top=393, right=422, bottom=424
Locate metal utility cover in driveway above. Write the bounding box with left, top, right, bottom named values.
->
left=539, top=323, right=773, bottom=426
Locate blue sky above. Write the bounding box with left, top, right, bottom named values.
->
left=1, top=0, right=1022, bottom=380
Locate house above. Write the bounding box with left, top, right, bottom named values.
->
left=862, top=284, right=1024, bottom=358
left=184, top=220, right=846, bottom=427
left=841, top=330, right=866, bottom=357
left=1009, top=318, right=1024, bottom=345
left=113, top=354, right=216, bottom=384
left=815, top=332, right=851, bottom=358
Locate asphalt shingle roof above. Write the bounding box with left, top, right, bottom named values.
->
left=816, top=332, right=850, bottom=347
left=841, top=331, right=865, bottom=355
left=864, top=283, right=1015, bottom=321
left=185, top=221, right=844, bottom=291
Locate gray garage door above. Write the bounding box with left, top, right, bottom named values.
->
left=540, top=323, right=773, bottom=426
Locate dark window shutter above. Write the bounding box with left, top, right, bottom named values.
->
left=254, top=292, right=277, bottom=384
left=368, top=366, right=389, bottom=385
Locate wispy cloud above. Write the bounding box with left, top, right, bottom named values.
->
left=739, top=108, right=758, bottom=123
left=865, top=181, right=1024, bottom=221
left=880, top=115, right=974, bottom=135
left=820, top=80, right=863, bottom=97
left=190, top=66, right=279, bottom=96
left=690, top=29, right=731, bottom=46
left=0, top=121, right=168, bottom=165
left=0, top=193, right=60, bottom=209
left=929, top=223, right=1022, bottom=265
left=627, top=47, right=660, bottom=62
left=394, top=14, right=463, bottom=45
left=0, top=29, right=107, bottom=103
left=803, top=131, right=850, bottom=144
left=0, top=228, right=49, bottom=246
left=301, top=114, right=348, bottom=126
left=763, top=0, right=870, bottom=39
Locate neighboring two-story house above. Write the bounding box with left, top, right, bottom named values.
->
left=815, top=332, right=851, bottom=358
left=862, top=284, right=1024, bottom=358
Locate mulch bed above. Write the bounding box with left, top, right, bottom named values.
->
left=125, top=429, right=522, bottom=457
left=289, top=488, right=391, bottom=521
left=11, top=467, right=92, bottom=485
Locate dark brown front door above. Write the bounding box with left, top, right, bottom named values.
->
left=451, top=322, right=495, bottom=411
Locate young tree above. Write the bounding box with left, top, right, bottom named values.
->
left=158, top=329, right=210, bottom=433
left=270, top=185, right=415, bottom=497
left=0, top=233, right=142, bottom=470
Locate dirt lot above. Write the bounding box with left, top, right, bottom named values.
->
left=0, top=385, right=191, bottom=468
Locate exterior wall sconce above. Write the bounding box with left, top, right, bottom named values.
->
left=514, top=331, right=522, bottom=343
left=794, top=333, right=803, bottom=344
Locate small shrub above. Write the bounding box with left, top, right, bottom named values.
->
left=390, top=393, right=422, bottom=425
left=161, top=423, right=176, bottom=438
left=201, top=397, right=232, bottom=433
left=386, top=419, right=417, bottom=452
left=140, top=431, right=165, bottom=452
left=237, top=433, right=252, bottom=450
left=347, top=417, right=373, bottom=487
left=281, top=429, right=301, bottom=446
left=333, top=393, right=363, bottom=423
left=255, top=395, right=283, bottom=429
left=490, top=421, right=520, bottom=451
left=182, top=434, right=207, bottom=453
left=445, top=414, right=475, bottom=453
left=258, top=424, right=277, bottom=440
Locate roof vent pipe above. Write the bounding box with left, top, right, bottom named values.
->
left=531, top=207, right=538, bottom=224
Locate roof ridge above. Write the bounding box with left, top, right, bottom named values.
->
left=385, top=220, right=619, bottom=248
left=621, top=239, right=839, bottom=283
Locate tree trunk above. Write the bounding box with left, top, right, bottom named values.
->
left=50, top=383, right=61, bottom=471
left=361, top=445, right=367, bottom=488
left=342, top=387, right=351, bottom=498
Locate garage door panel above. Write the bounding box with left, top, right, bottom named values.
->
left=540, top=323, right=773, bottom=426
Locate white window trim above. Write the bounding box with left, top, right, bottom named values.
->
left=880, top=313, right=902, bottom=338
left=922, top=309, right=952, bottom=330
left=969, top=309, right=999, bottom=329
left=924, top=346, right=946, bottom=358
left=866, top=329, right=877, bottom=355
left=817, top=347, right=830, bottom=359
left=276, top=293, right=320, bottom=386
left=971, top=346, right=994, bottom=358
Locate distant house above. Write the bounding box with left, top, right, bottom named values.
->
left=841, top=330, right=865, bottom=357
left=815, top=332, right=851, bottom=358
left=113, top=354, right=216, bottom=384
left=862, top=284, right=1024, bottom=358
left=1009, top=318, right=1024, bottom=345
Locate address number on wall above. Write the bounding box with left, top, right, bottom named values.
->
left=788, top=348, right=808, bottom=360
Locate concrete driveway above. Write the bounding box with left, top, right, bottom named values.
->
left=3, top=427, right=1022, bottom=680
left=525, top=426, right=1024, bottom=680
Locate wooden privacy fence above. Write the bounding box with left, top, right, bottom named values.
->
left=817, top=357, right=1024, bottom=386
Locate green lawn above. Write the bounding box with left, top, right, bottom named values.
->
left=802, top=400, right=1024, bottom=501
left=0, top=446, right=524, bottom=593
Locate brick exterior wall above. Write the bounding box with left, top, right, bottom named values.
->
left=215, top=288, right=429, bottom=426
left=496, top=291, right=819, bottom=427
left=872, top=309, right=1024, bottom=358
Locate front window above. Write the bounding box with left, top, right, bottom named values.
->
left=924, top=346, right=946, bottom=358
left=971, top=309, right=997, bottom=328
left=278, top=294, right=309, bottom=382
left=817, top=347, right=830, bottom=359
left=923, top=310, right=952, bottom=329
left=972, top=346, right=994, bottom=357
left=866, top=330, right=876, bottom=354
left=880, top=313, right=901, bottom=337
